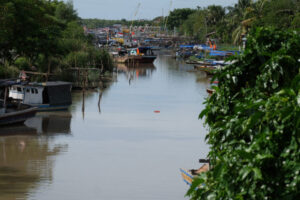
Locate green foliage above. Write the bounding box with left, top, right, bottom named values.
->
left=80, top=18, right=153, bottom=29
left=167, top=8, right=196, bottom=30
left=188, top=28, right=300, bottom=199
left=54, top=0, right=78, bottom=23
left=0, top=0, right=113, bottom=79
left=292, top=12, right=300, bottom=28
left=0, top=65, right=19, bottom=78
left=60, top=21, right=113, bottom=71
left=179, top=10, right=206, bottom=40
left=169, top=0, right=299, bottom=44
left=14, top=57, right=30, bottom=70
left=258, top=0, right=298, bottom=29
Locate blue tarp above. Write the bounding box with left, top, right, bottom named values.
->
left=179, top=45, right=195, bottom=48
left=209, top=50, right=240, bottom=56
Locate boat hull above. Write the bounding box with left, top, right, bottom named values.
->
left=206, top=88, right=215, bottom=94
left=180, top=168, right=194, bottom=186
left=0, top=107, right=37, bottom=126
left=29, top=104, right=70, bottom=112
left=126, top=56, right=157, bottom=64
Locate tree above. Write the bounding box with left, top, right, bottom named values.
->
left=167, top=8, right=196, bottom=30
left=0, top=0, right=113, bottom=78
left=257, top=0, right=299, bottom=29
left=54, top=0, right=78, bottom=23
left=0, top=1, right=16, bottom=62
left=188, top=27, right=300, bottom=200
left=0, top=0, right=64, bottom=65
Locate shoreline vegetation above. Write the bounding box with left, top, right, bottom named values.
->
left=0, top=0, right=114, bottom=82
left=189, top=27, right=300, bottom=200
left=0, top=0, right=300, bottom=199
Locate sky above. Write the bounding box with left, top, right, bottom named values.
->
left=66, top=0, right=238, bottom=20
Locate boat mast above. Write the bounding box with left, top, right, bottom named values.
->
left=164, top=0, right=173, bottom=33
left=130, top=3, right=141, bottom=33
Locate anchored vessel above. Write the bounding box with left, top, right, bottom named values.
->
left=9, top=81, right=72, bottom=111
left=0, top=80, right=37, bottom=125
left=114, top=47, right=157, bottom=64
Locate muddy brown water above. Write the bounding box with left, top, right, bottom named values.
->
left=0, top=54, right=211, bottom=200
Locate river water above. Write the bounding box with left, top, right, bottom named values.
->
left=0, top=54, right=211, bottom=200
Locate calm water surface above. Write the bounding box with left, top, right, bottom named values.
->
left=0, top=55, right=211, bottom=200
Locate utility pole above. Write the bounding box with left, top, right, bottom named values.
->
left=164, top=0, right=173, bottom=34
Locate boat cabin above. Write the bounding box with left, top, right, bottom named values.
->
left=0, top=79, right=37, bottom=125
left=9, top=81, right=72, bottom=107
left=129, top=47, right=155, bottom=56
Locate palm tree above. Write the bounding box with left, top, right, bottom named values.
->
left=231, top=0, right=269, bottom=44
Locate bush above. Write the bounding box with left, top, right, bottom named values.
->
left=0, top=65, right=20, bottom=78
left=14, top=57, right=30, bottom=70
left=188, top=28, right=300, bottom=199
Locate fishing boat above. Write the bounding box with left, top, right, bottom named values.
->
left=194, top=65, right=217, bottom=75
left=206, top=81, right=218, bottom=94
left=126, top=47, right=157, bottom=64
left=206, top=88, right=215, bottom=94
left=0, top=103, right=37, bottom=126
left=180, top=168, right=195, bottom=186
left=9, top=81, right=72, bottom=111
left=180, top=159, right=210, bottom=186
left=0, top=80, right=37, bottom=125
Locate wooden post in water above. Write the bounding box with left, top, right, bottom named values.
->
left=85, top=69, right=88, bottom=89
left=98, top=66, right=104, bottom=113
left=98, top=84, right=103, bottom=114
left=3, top=87, right=7, bottom=109
left=82, top=88, right=85, bottom=120
left=77, top=68, right=80, bottom=88
left=81, top=69, right=88, bottom=120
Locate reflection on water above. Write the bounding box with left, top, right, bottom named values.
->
left=0, top=136, right=67, bottom=200
left=0, top=112, right=70, bottom=200
left=25, top=112, right=72, bottom=135
left=0, top=112, right=72, bottom=136
left=0, top=54, right=211, bottom=200
left=117, top=63, right=156, bottom=85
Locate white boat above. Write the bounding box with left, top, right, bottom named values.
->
left=9, top=81, right=72, bottom=111
left=0, top=80, right=37, bottom=125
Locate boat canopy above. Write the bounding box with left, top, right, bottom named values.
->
left=0, top=79, right=19, bottom=87
left=137, top=46, right=152, bottom=51
left=137, top=47, right=155, bottom=55
left=30, top=82, right=72, bottom=106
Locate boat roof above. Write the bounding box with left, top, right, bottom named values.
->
left=28, top=81, right=72, bottom=87
left=137, top=46, right=153, bottom=50
left=0, top=79, right=72, bottom=87
left=0, top=79, right=19, bottom=87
